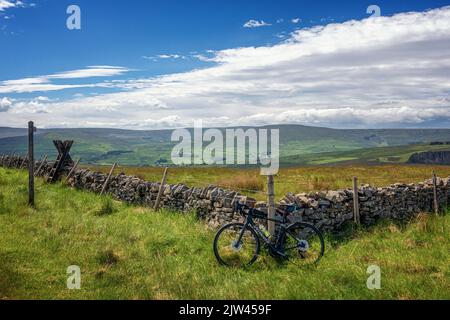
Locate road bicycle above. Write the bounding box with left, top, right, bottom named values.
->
left=213, top=201, right=325, bottom=267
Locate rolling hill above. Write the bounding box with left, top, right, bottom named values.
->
left=0, top=125, right=449, bottom=166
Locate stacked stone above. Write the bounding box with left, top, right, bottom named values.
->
left=2, top=156, right=450, bottom=233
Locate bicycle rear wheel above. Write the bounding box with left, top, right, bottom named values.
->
left=213, top=223, right=260, bottom=267
left=281, top=222, right=324, bottom=266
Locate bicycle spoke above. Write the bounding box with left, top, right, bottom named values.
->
left=282, top=223, right=324, bottom=266
left=214, top=223, right=259, bottom=267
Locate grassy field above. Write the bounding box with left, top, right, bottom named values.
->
left=0, top=167, right=449, bottom=300
left=282, top=143, right=450, bottom=166
left=90, top=164, right=450, bottom=200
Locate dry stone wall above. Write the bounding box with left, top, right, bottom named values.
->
left=1, top=155, right=449, bottom=232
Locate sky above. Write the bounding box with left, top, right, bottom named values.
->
left=1, top=0, right=450, bottom=129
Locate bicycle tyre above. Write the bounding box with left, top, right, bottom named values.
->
left=213, top=223, right=260, bottom=267
left=280, top=222, right=325, bottom=265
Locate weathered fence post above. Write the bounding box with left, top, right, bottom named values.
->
left=432, top=171, right=439, bottom=216
left=28, top=121, right=35, bottom=207
left=35, top=154, right=48, bottom=177
left=353, top=176, right=360, bottom=225
left=267, top=175, right=276, bottom=237
left=100, top=162, right=117, bottom=196
left=154, top=167, right=169, bottom=210
left=66, top=158, right=81, bottom=182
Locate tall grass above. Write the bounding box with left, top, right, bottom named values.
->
left=0, top=167, right=449, bottom=300
left=215, top=175, right=265, bottom=192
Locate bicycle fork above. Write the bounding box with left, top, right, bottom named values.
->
left=232, top=221, right=249, bottom=250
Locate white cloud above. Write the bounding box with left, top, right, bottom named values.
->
left=0, top=66, right=130, bottom=93
left=143, top=54, right=186, bottom=61
left=157, top=54, right=184, bottom=59
left=0, top=0, right=24, bottom=11
left=2, top=6, right=450, bottom=129
left=0, top=97, right=13, bottom=111
left=291, top=18, right=301, bottom=24
left=48, top=66, right=129, bottom=79
left=243, top=20, right=272, bottom=28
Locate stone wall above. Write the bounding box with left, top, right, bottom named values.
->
left=1, top=155, right=449, bottom=232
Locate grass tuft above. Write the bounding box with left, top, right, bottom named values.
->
left=215, top=175, right=265, bottom=192
left=95, top=198, right=117, bottom=216
left=97, top=250, right=120, bottom=266
left=0, top=192, right=6, bottom=214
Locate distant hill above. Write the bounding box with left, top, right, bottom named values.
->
left=0, top=125, right=450, bottom=166
left=0, top=127, right=28, bottom=139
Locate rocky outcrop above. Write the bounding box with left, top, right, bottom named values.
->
left=1, top=155, right=449, bottom=233
left=408, top=151, right=450, bottom=165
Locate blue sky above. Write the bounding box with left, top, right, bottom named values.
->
left=1, top=0, right=450, bottom=129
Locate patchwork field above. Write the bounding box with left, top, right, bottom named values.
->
left=0, top=168, right=449, bottom=300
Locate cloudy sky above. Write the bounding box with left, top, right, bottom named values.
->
left=1, top=0, right=450, bottom=129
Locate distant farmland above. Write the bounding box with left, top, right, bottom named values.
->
left=1, top=125, right=450, bottom=167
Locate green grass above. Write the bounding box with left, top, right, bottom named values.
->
left=0, top=168, right=449, bottom=300
left=282, top=143, right=450, bottom=166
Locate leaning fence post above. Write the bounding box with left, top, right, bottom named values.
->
left=432, top=171, right=439, bottom=216
left=35, top=154, right=48, bottom=177
left=353, top=176, right=360, bottom=225
left=154, top=167, right=169, bottom=210
left=267, top=175, right=276, bottom=237
left=21, top=152, right=29, bottom=169
left=100, top=162, right=117, bottom=196
left=66, top=158, right=81, bottom=182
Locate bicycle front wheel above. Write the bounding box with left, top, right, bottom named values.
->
left=281, top=222, right=325, bottom=266
left=213, top=223, right=260, bottom=267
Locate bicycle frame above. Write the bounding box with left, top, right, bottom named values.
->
left=235, top=207, right=293, bottom=255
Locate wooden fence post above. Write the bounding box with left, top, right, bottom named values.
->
left=35, top=154, right=48, bottom=177
left=432, top=171, right=439, bottom=216
left=66, top=158, right=81, bottom=182
left=28, top=121, right=35, bottom=207
left=154, top=167, right=169, bottom=210
left=353, top=176, right=360, bottom=225
left=267, top=175, right=276, bottom=237
left=100, top=162, right=117, bottom=196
